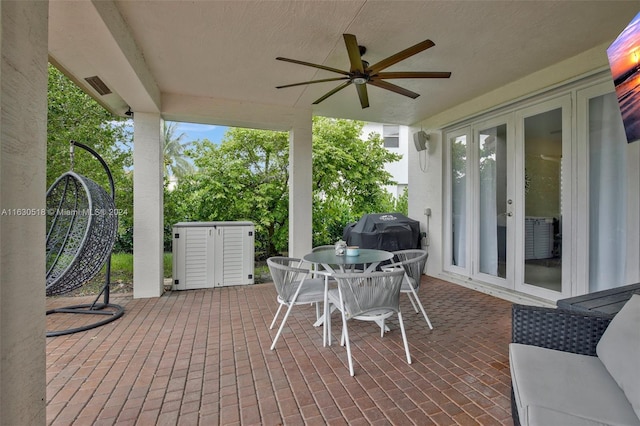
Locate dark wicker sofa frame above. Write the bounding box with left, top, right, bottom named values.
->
left=510, top=304, right=614, bottom=425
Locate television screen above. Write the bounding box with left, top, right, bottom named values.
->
left=607, top=11, right=640, bottom=143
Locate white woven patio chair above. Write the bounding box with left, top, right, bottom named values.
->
left=327, top=269, right=410, bottom=376
left=384, top=249, right=433, bottom=329
left=267, top=257, right=325, bottom=350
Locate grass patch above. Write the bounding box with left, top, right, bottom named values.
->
left=61, top=252, right=172, bottom=296
left=164, top=252, right=172, bottom=277
left=110, top=252, right=134, bottom=276
left=57, top=252, right=271, bottom=297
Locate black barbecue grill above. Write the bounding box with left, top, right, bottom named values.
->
left=343, top=213, right=421, bottom=252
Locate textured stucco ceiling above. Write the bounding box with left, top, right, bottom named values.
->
left=48, top=0, right=640, bottom=128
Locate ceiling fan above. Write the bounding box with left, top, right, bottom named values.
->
left=275, top=34, right=451, bottom=109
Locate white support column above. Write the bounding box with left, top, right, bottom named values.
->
left=0, top=1, right=48, bottom=424
left=133, top=113, right=164, bottom=298
left=288, top=111, right=313, bottom=258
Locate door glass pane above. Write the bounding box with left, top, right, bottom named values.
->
left=523, top=108, right=562, bottom=291
left=451, top=135, right=467, bottom=267
left=589, top=92, right=627, bottom=292
left=479, top=124, right=507, bottom=278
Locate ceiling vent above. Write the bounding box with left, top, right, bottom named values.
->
left=84, top=76, right=112, bottom=96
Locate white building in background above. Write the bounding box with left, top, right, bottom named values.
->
left=362, top=123, right=409, bottom=198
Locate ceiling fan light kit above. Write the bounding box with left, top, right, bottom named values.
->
left=276, top=34, right=451, bottom=109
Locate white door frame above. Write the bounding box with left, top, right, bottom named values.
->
left=513, top=95, right=572, bottom=300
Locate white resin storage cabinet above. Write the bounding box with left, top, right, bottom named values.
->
left=172, top=222, right=255, bottom=290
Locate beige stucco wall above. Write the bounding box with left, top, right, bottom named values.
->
left=419, top=42, right=613, bottom=131
left=0, top=1, right=49, bottom=423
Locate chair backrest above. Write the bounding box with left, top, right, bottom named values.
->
left=332, top=270, right=405, bottom=318
left=392, top=249, right=428, bottom=290
left=312, top=245, right=335, bottom=252
left=267, top=257, right=310, bottom=303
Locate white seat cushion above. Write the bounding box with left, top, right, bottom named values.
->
left=527, top=405, right=632, bottom=426
left=510, top=343, right=640, bottom=426
left=597, top=294, right=640, bottom=419
left=292, top=278, right=325, bottom=304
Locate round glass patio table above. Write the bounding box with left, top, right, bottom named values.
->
left=303, top=248, right=394, bottom=274
left=304, top=248, right=395, bottom=344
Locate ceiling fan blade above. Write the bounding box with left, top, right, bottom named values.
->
left=276, top=77, right=349, bottom=89
left=368, top=79, right=420, bottom=99
left=355, top=84, right=369, bottom=109
left=343, top=34, right=364, bottom=73
left=276, top=57, right=349, bottom=76
left=368, top=39, right=435, bottom=73
left=313, top=81, right=352, bottom=104
left=376, top=71, right=451, bottom=79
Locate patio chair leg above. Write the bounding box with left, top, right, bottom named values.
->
left=406, top=291, right=420, bottom=313
left=322, top=275, right=330, bottom=347
left=323, top=304, right=340, bottom=346
left=397, top=311, right=412, bottom=365
left=323, top=298, right=330, bottom=347
left=327, top=305, right=332, bottom=346
left=270, top=302, right=295, bottom=350
left=270, top=303, right=284, bottom=330
left=326, top=305, right=341, bottom=347
left=341, top=314, right=355, bottom=376
left=411, top=287, right=433, bottom=329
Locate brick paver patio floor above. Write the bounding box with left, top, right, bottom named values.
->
left=46, top=276, right=514, bottom=425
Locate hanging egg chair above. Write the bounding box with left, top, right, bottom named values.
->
left=45, top=171, right=117, bottom=296
left=45, top=141, right=124, bottom=337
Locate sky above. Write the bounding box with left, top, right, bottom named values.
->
left=171, top=121, right=229, bottom=144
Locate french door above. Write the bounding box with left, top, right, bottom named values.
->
left=445, top=96, right=572, bottom=299
left=513, top=96, right=571, bottom=299
left=473, top=117, right=512, bottom=288
left=576, top=82, right=630, bottom=295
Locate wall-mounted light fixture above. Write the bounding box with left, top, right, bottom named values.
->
left=124, top=107, right=133, bottom=117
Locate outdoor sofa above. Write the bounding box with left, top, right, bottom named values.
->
left=509, top=294, right=640, bottom=425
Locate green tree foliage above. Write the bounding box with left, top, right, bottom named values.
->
left=163, top=122, right=194, bottom=180
left=168, top=128, right=289, bottom=256
left=47, top=65, right=134, bottom=251
left=167, top=117, right=404, bottom=256
left=48, top=65, right=406, bottom=256
left=311, top=117, right=402, bottom=246
left=395, top=187, right=409, bottom=214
